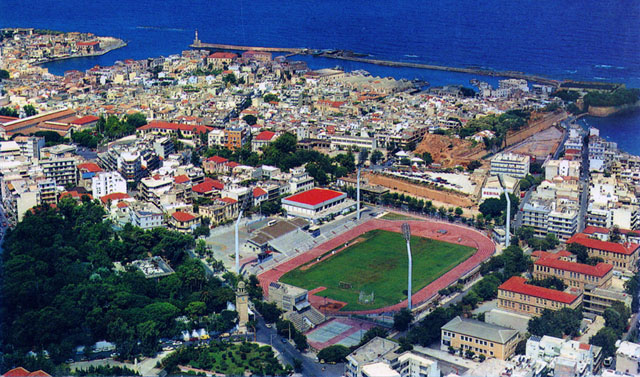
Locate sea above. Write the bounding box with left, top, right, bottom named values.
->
left=1, top=0, right=639, bottom=154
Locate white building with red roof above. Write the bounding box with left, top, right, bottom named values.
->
left=253, top=187, right=269, bottom=206
left=281, top=188, right=353, bottom=222
left=206, top=52, right=237, bottom=68
left=70, top=115, right=100, bottom=130
left=251, top=130, right=277, bottom=152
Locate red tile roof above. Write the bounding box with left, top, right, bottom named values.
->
left=138, top=120, right=213, bottom=135
left=77, top=162, right=102, bottom=173
left=206, top=156, right=228, bottom=164
left=578, top=343, right=591, bottom=351
left=208, top=52, right=237, bottom=59
left=219, top=197, right=238, bottom=204
left=71, top=115, right=100, bottom=125
left=582, top=226, right=610, bottom=235
left=0, top=115, right=19, bottom=124
left=77, top=41, right=99, bottom=46
left=26, top=371, right=51, bottom=377
left=192, top=178, right=224, bottom=193
left=499, top=276, right=580, bottom=304
left=285, top=188, right=345, bottom=206
left=172, top=211, right=196, bottom=222
left=174, top=174, right=190, bottom=184
left=253, top=187, right=268, bottom=198
left=535, top=258, right=612, bottom=277
left=3, top=367, right=31, bottom=377
left=567, top=233, right=640, bottom=255
left=117, top=201, right=129, bottom=208
left=255, top=131, right=276, bottom=141
left=100, top=192, right=130, bottom=204
left=226, top=161, right=240, bottom=168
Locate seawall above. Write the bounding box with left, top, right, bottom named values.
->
left=588, top=100, right=640, bottom=117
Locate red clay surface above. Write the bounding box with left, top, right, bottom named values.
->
left=257, top=218, right=495, bottom=315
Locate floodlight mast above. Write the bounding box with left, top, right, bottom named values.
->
left=504, top=188, right=510, bottom=248
left=235, top=210, right=243, bottom=274
left=357, top=166, right=361, bottom=220
left=402, top=223, right=412, bottom=310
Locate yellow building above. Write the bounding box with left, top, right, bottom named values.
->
left=497, top=277, right=582, bottom=316
left=567, top=233, right=640, bottom=272
left=441, top=316, right=519, bottom=360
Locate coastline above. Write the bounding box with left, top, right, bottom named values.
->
left=587, top=100, right=640, bottom=117
left=31, top=39, right=127, bottom=66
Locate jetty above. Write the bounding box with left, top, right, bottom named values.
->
left=191, top=37, right=561, bottom=86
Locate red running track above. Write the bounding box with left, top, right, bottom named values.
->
left=257, top=218, right=495, bottom=315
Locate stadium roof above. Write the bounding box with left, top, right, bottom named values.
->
left=284, top=188, right=344, bottom=206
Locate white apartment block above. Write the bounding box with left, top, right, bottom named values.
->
left=545, top=159, right=581, bottom=180
left=330, top=134, right=377, bottom=151
left=208, top=129, right=226, bottom=148
left=587, top=173, right=639, bottom=230
left=92, top=171, right=127, bottom=199
left=522, top=180, right=580, bottom=241
left=490, top=153, right=530, bottom=179
left=131, top=205, right=165, bottom=230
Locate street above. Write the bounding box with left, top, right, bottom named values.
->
left=254, top=314, right=344, bottom=376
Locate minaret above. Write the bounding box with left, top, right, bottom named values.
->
left=236, top=281, right=249, bottom=334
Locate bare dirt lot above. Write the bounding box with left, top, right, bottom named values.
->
left=415, top=133, right=486, bottom=168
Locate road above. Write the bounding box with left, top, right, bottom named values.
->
left=254, top=314, right=344, bottom=376
left=578, top=126, right=590, bottom=232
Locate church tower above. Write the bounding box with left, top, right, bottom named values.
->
left=236, top=281, right=249, bottom=333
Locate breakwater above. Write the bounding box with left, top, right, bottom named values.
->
left=192, top=41, right=560, bottom=86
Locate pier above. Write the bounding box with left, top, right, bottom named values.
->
left=191, top=39, right=561, bottom=86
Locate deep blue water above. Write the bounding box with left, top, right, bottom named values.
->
left=1, top=0, right=639, bottom=153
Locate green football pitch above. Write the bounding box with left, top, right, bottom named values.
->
left=280, top=229, right=475, bottom=311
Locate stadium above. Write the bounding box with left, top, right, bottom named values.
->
left=258, top=217, right=495, bottom=315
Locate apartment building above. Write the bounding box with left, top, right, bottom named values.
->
left=490, top=153, right=530, bottom=179
left=2, top=178, right=40, bottom=223
left=497, top=276, right=582, bottom=316
left=267, top=282, right=308, bottom=312
left=527, top=335, right=602, bottom=377
left=169, top=211, right=200, bottom=233
left=545, top=159, right=581, bottom=180
left=39, top=157, right=77, bottom=186
left=91, top=171, right=127, bottom=199
left=533, top=257, right=613, bottom=290
left=130, top=204, right=165, bottom=230
left=440, top=316, right=519, bottom=360
left=225, top=127, right=247, bottom=150
left=567, top=233, right=640, bottom=272
left=522, top=180, right=580, bottom=241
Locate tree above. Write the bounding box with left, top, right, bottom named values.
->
left=125, top=112, right=147, bottom=130
left=358, top=327, right=389, bottom=347
left=370, top=150, right=384, bottom=165
left=567, top=243, right=589, bottom=264
left=186, top=301, right=207, bottom=319
left=255, top=301, right=281, bottom=324
left=263, top=93, right=279, bottom=103
left=242, top=114, right=257, bottom=126
left=317, top=345, right=351, bottom=363
left=421, top=152, right=433, bottom=165
left=467, top=160, right=482, bottom=171
left=0, top=69, right=9, bottom=80
left=0, top=106, right=18, bottom=117
left=23, top=105, right=38, bottom=117
left=455, top=207, right=463, bottom=216
left=222, top=73, right=237, bottom=86
left=590, top=327, right=619, bottom=358
left=479, top=198, right=503, bottom=219
left=393, top=308, right=413, bottom=331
